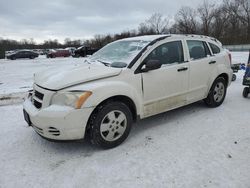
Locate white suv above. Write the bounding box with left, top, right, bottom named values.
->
left=23, top=34, right=233, bottom=148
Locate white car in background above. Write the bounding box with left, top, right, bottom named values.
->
left=23, top=34, right=233, bottom=148
left=65, top=47, right=76, bottom=55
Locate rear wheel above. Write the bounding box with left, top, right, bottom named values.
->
left=88, top=101, right=132, bottom=149
left=204, top=77, right=227, bottom=107
left=243, top=87, right=249, bottom=98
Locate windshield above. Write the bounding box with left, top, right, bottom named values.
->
left=90, top=40, right=150, bottom=66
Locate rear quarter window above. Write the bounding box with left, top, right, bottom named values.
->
left=209, top=43, right=221, bottom=54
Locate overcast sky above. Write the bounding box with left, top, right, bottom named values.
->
left=0, top=0, right=204, bottom=43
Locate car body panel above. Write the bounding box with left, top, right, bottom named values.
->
left=7, top=50, right=38, bottom=59
left=47, top=49, right=71, bottom=58
left=23, top=34, right=233, bottom=141
left=34, top=64, right=122, bottom=90
left=23, top=99, right=94, bottom=140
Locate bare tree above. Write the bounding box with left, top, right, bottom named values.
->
left=224, top=0, right=250, bottom=42
left=175, top=6, right=198, bottom=34
left=211, top=4, right=230, bottom=39
left=138, top=13, right=170, bottom=34
left=138, top=22, right=155, bottom=35
left=197, top=0, right=216, bottom=35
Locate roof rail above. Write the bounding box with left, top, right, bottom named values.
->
left=183, top=34, right=222, bottom=46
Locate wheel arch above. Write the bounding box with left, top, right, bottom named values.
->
left=206, top=72, right=230, bottom=99
left=92, top=95, right=137, bottom=121
left=85, top=95, right=138, bottom=136
left=217, top=73, right=229, bottom=87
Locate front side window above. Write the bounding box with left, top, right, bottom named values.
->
left=209, top=42, right=221, bottom=54
left=187, top=40, right=211, bottom=60
left=143, top=41, right=184, bottom=65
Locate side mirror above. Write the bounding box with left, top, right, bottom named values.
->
left=142, top=60, right=162, bottom=72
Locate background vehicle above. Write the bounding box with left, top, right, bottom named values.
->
left=6, top=50, right=39, bottom=60
left=65, top=47, right=76, bottom=55
left=242, top=50, right=250, bottom=98
left=23, top=35, right=232, bottom=148
left=72, top=46, right=99, bottom=57
left=46, top=49, right=71, bottom=58
left=5, top=50, right=17, bottom=57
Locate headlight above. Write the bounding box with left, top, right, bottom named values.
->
left=51, top=91, right=92, bottom=109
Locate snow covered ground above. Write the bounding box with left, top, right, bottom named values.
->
left=0, top=52, right=250, bottom=188
left=0, top=56, right=86, bottom=105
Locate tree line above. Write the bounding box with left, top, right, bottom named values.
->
left=0, top=0, right=249, bottom=58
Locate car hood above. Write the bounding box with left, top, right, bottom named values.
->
left=34, top=64, right=122, bottom=90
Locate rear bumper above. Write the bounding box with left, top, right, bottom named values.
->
left=23, top=99, right=94, bottom=140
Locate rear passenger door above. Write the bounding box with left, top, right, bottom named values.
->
left=186, top=40, right=215, bottom=102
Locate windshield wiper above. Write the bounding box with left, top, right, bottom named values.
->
left=84, top=59, right=91, bottom=64
left=97, top=60, right=110, bottom=67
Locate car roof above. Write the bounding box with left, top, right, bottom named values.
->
left=119, top=34, right=222, bottom=46
left=120, top=35, right=169, bottom=42
left=170, top=34, right=222, bottom=46
left=18, top=50, right=33, bottom=52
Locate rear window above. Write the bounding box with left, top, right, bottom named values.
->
left=209, top=43, right=221, bottom=54
left=187, top=40, right=211, bottom=60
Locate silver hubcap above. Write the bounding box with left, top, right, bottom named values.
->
left=100, top=110, right=127, bottom=142
left=213, top=82, right=225, bottom=102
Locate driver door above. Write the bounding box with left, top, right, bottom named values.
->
left=141, top=40, right=189, bottom=117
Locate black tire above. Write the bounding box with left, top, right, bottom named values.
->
left=243, top=87, right=249, bottom=98
left=88, top=101, right=133, bottom=149
left=11, top=56, right=16, bottom=60
left=204, top=77, right=227, bottom=108
left=232, top=74, right=237, bottom=81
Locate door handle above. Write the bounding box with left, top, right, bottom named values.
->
left=209, top=61, right=216, bottom=64
left=177, top=67, right=188, bottom=72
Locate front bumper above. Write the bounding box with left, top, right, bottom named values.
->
left=23, top=99, right=94, bottom=140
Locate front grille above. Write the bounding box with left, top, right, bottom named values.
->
left=48, top=127, right=60, bottom=136
left=34, top=90, right=44, bottom=100
left=32, top=89, right=44, bottom=109
left=33, top=99, right=42, bottom=109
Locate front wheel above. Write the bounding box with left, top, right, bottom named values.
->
left=88, top=101, right=133, bottom=149
left=204, top=77, right=227, bottom=108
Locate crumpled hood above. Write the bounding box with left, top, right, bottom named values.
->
left=34, top=64, right=122, bottom=90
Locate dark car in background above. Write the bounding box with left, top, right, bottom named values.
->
left=46, top=49, right=71, bottom=58
left=6, top=50, right=39, bottom=60
left=72, top=46, right=99, bottom=57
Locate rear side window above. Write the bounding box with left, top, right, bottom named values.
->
left=209, top=43, right=221, bottom=54
left=144, top=41, right=184, bottom=65
left=187, top=40, right=211, bottom=60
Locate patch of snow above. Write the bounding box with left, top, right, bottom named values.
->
left=231, top=51, right=249, bottom=65
left=0, top=52, right=249, bottom=187
left=0, top=56, right=87, bottom=104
